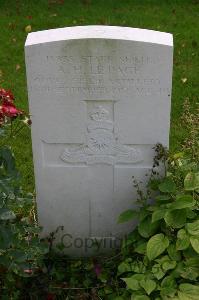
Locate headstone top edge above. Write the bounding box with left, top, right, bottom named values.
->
left=25, top=25, right=173, bottom=47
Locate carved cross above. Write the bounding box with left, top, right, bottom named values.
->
left=59, top=101, right=144, bottom=238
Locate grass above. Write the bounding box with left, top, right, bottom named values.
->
left=0, top=0, right=198, bottom=191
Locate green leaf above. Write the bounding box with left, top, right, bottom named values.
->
left=186, top=220, right=199, bottom=236
left=161, top=275, right=176, bottom=288
left=155, top=255, right=170, bottom=264
left=132, top=296, right=150, bottom=300
left=130, top=274, right=145, bottom=281
left=118, top=261, right=131, bottom=275
left=139, top=209, right=150, bottom=221
left=185, top=273, right=199, bottom=287
left=147, top=234, right=169, bottom=261
left=158, top=177, right=176, bottom=193
left=178, top=291, right=197, bottom=300
left=162, top=259, right=176, bottom=271
left=183, top=246, right=197, bottom=258
left=169, top=195, right=196, bottom=210
left=164, top=209, right=187, bottom=228
left=155, top=194, right=171, bottom=202
left=0, top=146, right=18, bottom=177
left=152, top=264, right=165, bottom=279
left=178, top=283, right=199, bottom=300
left=176, top=229, right=190, bottom=250
left=152, top=209, right=167, bottom=223
left=122, top=277, right=140, bottom=290
left=98, top=273, right=108, bottom=283
left=148, top=178, right=161, bottom=191
left=130, top=261, right=146, bottom=273
left=167, top=244, right=181, bottom=261
left=138, top=216, right=159, bottom=238
left=161, top=276, right=177, bottom=298
left=118, top=210, right=137, bottom=223
left=184, top=172, right=199, bottom=191
left=122, top=230, right=139, bottom=249
left=0, top=208, right=16, bottom=220
left=182, top=258, right=199, bottom=281
left=180, top=268, right=199, bottom=281
left=185, top=257, right=199, bottom=268
left=190, top=236, right=199, bottom=254
left=134, top=242, right=147, bottom=254
left=140, top=279, right=156, bottom=295
left=187, top=210, right=197, bottom=220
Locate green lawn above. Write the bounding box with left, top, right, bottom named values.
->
left=0, top=0, right=198, bottom=191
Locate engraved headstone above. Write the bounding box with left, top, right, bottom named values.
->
left=25, top=26, right=173, bottom=256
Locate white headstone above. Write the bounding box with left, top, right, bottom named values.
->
left=25, top=26, right=173, bottom=256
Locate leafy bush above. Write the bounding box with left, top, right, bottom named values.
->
left=0, top=145, right=49, bottom=298
left=0, top=88, right=48, bottom=299
left=117, top=144, right=199, bottom=299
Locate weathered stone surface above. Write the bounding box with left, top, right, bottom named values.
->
left=25, top=26, right=173, bottom=256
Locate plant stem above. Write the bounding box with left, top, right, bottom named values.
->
left=10, top=119, right=13, bottom=137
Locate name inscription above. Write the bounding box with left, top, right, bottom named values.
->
left=29, top=54, right=170, bottom=96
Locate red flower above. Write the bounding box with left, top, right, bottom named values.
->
left=1, top=102, right=23, bottom=118
left=0, top=88, right=26, bottom=126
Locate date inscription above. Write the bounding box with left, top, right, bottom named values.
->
left=29, top=55, right=170, bottom=96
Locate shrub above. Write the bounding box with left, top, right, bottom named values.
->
left=0, top=88, right=48, bottom=299
left=117, top=144, right=199, bottom=299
